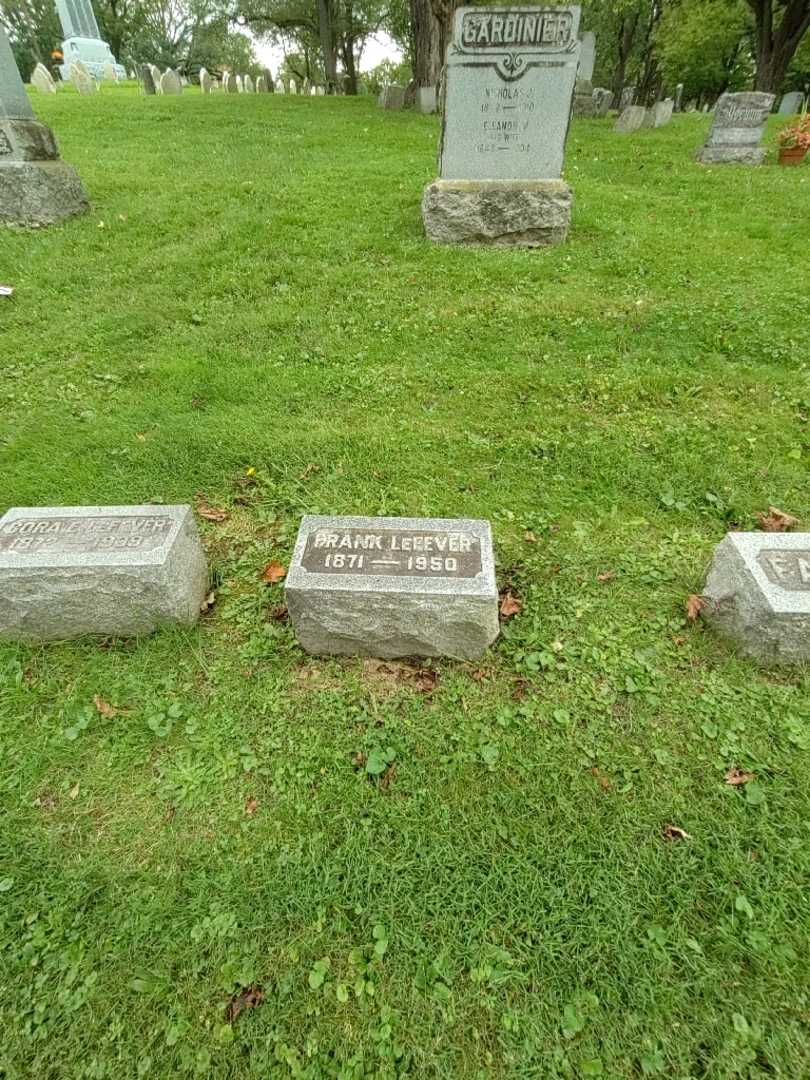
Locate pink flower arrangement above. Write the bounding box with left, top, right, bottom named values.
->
left=778, top=114, right=810, bottom=150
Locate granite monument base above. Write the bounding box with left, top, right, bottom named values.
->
left=422, top=179, right=572, bottom=247
left=0, top=159, right=89, bottom=226
left=695, top=145, right=767, bottom=166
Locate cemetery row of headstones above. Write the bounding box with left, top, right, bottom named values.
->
left=1, top=503, right=806, bottom=668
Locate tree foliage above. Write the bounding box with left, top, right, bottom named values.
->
left=655, top=0, right=752, bottom=101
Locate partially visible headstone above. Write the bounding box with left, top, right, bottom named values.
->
left=573, top=78, right=594, bottom=117
left=578, top=30, right=595, bottom=81
left=303, top=77, right=311, bottom=94
left=614, top=104, right=648, bottom=132
left=160, top=68, right=182, bottom=95
left=256, top=74, right=265, bottom=92
left=244, top=73, right=254, bottom=92
left=703, top=532, right=810, bottom=665
left=31, top=63, right=57, bottom=93
left=778, top=91, right=804, bottom=115
left=199, top=67, right=212, bottom=93
left=592, top=87, right=611, bottom=116
left=422, top=4, right=581, bottom=247
left=696, top=91, right=774, bottom=164
left=275, top=79, right=285, bottom=93
left=685, top=99, right=697, bottom=111
left=674, top=82, right=684, bottom=110
left=0, top=505, right=208, bottom=642
left=619, top=85, right=635, bottom=108
left=317, top=85, right=325, bottom=95
left=652, top=97, right=674, bottom=127
left=150, top=63, right=162, bottom=93
left=263, top=67, right=274, bottom=91
left=416, top=85, right=437, bottom=113
left=140, top=63, right=156, bottom=94
left=102, top=61, right=116, bottom=80
left=285, top=515, right=499, bottom=660
left=289, top=79, right=297, bottom=94
left=380, top=84, right=405, bottom=109
left=226, top=72, right=238, bottom=94
left=180, top=75, right=189, bottom=86
left=310, top=85, right=316, bottom=95
left=235, top=74, right=244, bottom=92
left=69, top=63, right=96, bottom=95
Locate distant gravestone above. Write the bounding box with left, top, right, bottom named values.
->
left=619, top=85, right=635, bottom=108
left=101, top=61, right=116, bottom=81
left=652, top=97, right=674, bottom=127
left=263, top=68, right=274, bottom=91
left=286, top=515, right=499, bottom=660
left=235, top=74, right=244, bottom=92
left=31, top=63, right=57, bottom=93
left=289, top=80, right=297, bottom=94
left=422, top=5, right=581, bottom=248
left=614, top=104, right=648, bottom=132
left=226, top=72, right=238, bottom=94
left=416, top=85, right=437, bottom=113
left=55, top=0, right=125, bottom=81
left=303, top=78, right=311, bottom=94
left=703, top=533, right=810, bottom=665
left=69, top=64, right=95, bottom=95
left=778, top=91, right=804, bottom=115
left=160, top=68, right=182, bottom=95
left=317, top=85, right=325, bottom=95
left=275, top=79, right=285, bottom=93
left=674, top=82, right=684, bottom=110
left=381, top=84, right=405, bottom=109
left=696, top=91, right=774, bottom=164
left=140, top=63, right=156, bottom=95
left=256, top=74, right=266, bottom=92
left=199, top=67, right=212, bottom=94
left=149, top=63, right=162, bottom=93
left=578, top=31, right=595, bottom=81
left=310, top=85, right=316, bottom=95
left=592, top=87, right=611, bottom=116
left=0, top=505, right=208, bottom=642
left=0, top=23, right=88, bottom=226
left=244, top=74, right=254, bottom=92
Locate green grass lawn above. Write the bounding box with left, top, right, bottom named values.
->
left=1, top=84, right=810, bottom=1079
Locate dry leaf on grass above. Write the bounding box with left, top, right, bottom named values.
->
left=269, top=604, right=289, bottom=623
left=68, top=782, right=80, bottom=800
left=597, top=571, right=616, bottom=583
left=499, top=590, right=522, bottom=619
left=523, top=530, right=537, bottom=543
left=92, top=695, right=116, bottom=718
left=756, top=506, right=799, bottom=532
left=725, top=767, right=755, bottom=786
left=262, top=561, right=287, bottom=584
left=194, top=493, right=228, bottom=523
left=225, top=985, right=265, bottom=1024
left=590, top=767, right=611, bottom=792
left=200, top=590, right=217, bottom=614
left=298, top=463, right=320, bottom=481
left=244, top=797, right=258, bottom=816
left=360, top=658, right=438, bottom=695
left=662, top=824, right=692, bottom=841
left=685, top=594, right=706, bottom=622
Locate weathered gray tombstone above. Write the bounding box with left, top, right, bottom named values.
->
left=226, top=71, right=238, bottom=94
left=69, top=63, right=96, bottom=94
left=275, top=79, right=285, bottom=93
left=778, top=91, right=804, bottom=115
left=31, top=63, right=57, bottom=94
left=653, top=97, right=674, bottom=127
left=695, top=91, right=774, bottom=164
left=199, top=67, right=212, bottom=93
left=160, top=68, right=182, bottom=95
left=380, top=84, right=406, bottom=109
left=573, top=31, right=595, bottom=117
left=263, top=67, right=274, bottom=91
left=286, top=515, right=499, bottom=660
left=302, top=78, right=311, bottom=94
left=703, top=533, right=810, bottom=665
left=235, top=74, right=244, bottom=92
left=56, top=0, right=125, bottom=80
left=674, top=82, right=684, bottom=111
left=255, top=74, right=266, bottom=92
left=614, top=104, right=648, bottom=132
left=288, top=79, right=297, bottom=94
left=244, top=73, right=254, bottom=92
left=310, top=85, right=316, bottom=95
left=317, top=85, right=325, bottom=95
left=101, top=61, right=116, bottom=81
left=140, top=62, right=156, bottom=94
left=685, top=99, right=697, bottom=112
left=592, top=87, right=611, bottom=116
left=422, top=5, right=581, bottom=248
left=0, top=505, right=208, bottom=642
left=416, top=85, right=438, bottom=113
left=619, top=85, right=635, bottom=108
left=0, top=25, right=88, bottom=226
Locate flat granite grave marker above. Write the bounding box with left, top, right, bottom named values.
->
left=422, top=4, right=581, bottom=247
left=0, top=24, right=88, bottom=226
left=160, top=68, right=182, bottom=95
left=0, top=505, right=208, bottom=641
left=286, top=515, right=499, bottom=660
left=614, top=104, right=647, bottom=132
left=695, top=91, right=774, bottom=164
left=652, top=97, right=674, bottom=127
left=703, top=532, right=810, bottom=665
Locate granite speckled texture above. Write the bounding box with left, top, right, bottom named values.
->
left=422, top=179, right=572, bottom=247
left=0, top=505, right=208, bottom=641
left=703, top=532, right=810, bottom=665
left=0, top=160, right=89, bottom=226
left=286, top=515, right=499, bottom=660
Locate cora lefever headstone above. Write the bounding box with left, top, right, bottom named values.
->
left=703, top=532, right=810, bottom=665
left=695, top=91, right=774, bottom=165
left=0, top=505, right=208, bottom=641
left=422, top=5, right=581, bottom=247
left=286, top=515, right=499, bottom=660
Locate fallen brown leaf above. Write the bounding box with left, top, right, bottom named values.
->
left=414, top=667, right=438, bottom=693
left=244, top=797, right=258, bottom=816
left=200, top=590, right=217, bottom=614
left=685, top=594, right=705, bottom=622
left=757, top=506, right=799, bottom=532
left=68, top=782, right=80, bottom=800
left=298, top=463, right=320, bottom=481
left=523, top=530, right=537, bottom=543
left=597, top=571, right=616, bottom=583
left=499, top=590, right=522, bottom=619
left=471, top=668, right=488, bottom=682
left=194, top=493, right=228, bottom=523
left=379, top=763, right=397, bottom=792
left=225, top=985, right=265, bottom=1024
left=725, top=767, right=755, bottom=786
left=92, top=694, right=116, bottom=719
left=590, top=767, right=611, bottom=792
left=353, top=751, right=367, bottom=770
left=662, top=823, right=692, bottom=841
left=262, top=561, right=287, bottom=584
left=360, top=657, right=437, bottom=695
left=270, top=604, right=289, bottom=623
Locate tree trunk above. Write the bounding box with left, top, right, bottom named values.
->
left=429, top=0, right=461, bottom=78
left=342, top=34, right=358, bottom=94
left=611, top=10, right=641, bottom=108
left=317, top=0, right=338, bottom=93
left=748, top=0, right=810, bottom=92
left=410, top=0, right=442, bottom=87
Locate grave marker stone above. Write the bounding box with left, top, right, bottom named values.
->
left=69, top=62, right=95, bottom=94
left=0, top=505, right=208, bottom=642
left=652, top=97, right=674, bottom=127
left=422, top=4, right=581, bottom=247
left=286, top=515, right=499, bottom=660
left=703, top=532, right=810, bottom=665
left=695, top=91, right=774, bottom=164
left=140, top=62, right=156, bottom=94
left=244, top=73, right=254, bottom=92
left=289, top=79, right=297, bottom=94
left=256, top=74, right=266, bottom=92
left=674, top=82, right=684, bottom=110
left=102, top=61, right=116, bottom=80
left=31, top=63, right=57, bottom=93
left=592, top=87, right=611, bottom=116
left=160, top=68, right=182, bottom=95
left=614, top=104, right=647, bottom=132
left=380, top=84, right=405, bottom=109
left=263, top=67, right=274, bottom=91
left=56, top=0, right=125, bottom=80
left=619, top=85, right=635, bottom=108
left=416, top=85, right=438, bottom=113
left=199, top=67, right=212, bottom=93
left=275, top=79, right=285, bottom=93
left=573, top=31, right=596, bottom=118
left=226, top=71, right=238, bottom=93
left=778, top=91, right=804, bottom=114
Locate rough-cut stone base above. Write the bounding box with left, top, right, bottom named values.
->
left=696, top=146, right=766, bottom=165
left=286, top=588, right=499, bottom=661
left=0, top=160, right=89, bottom=227
left=422, top=179, right=572, bottom=247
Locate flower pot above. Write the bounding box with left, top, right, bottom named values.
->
left=778, top=146, right=807, bottom=166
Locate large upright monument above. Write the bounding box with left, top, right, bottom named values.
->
left=0, top=24, right=88, bottom=226
left=56, top=0, right=126, bottom=81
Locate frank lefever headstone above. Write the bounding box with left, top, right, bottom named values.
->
left=286, top=515, right=499, bottom=660
left=0, top=25, right=88, bottom=226
left=778, top=91, right=804, bottom=115
left=703, top=533, right=810, bottom=665
left=695, top=91, right=774, bottom=164
left=56, top=0, right=125, bottom=80
left=0, top=505, right=208, bottom=642
left=422, top=5, right=581, bottom=247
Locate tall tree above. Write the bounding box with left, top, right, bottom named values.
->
left=746, top=0, right=810, bottom=90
